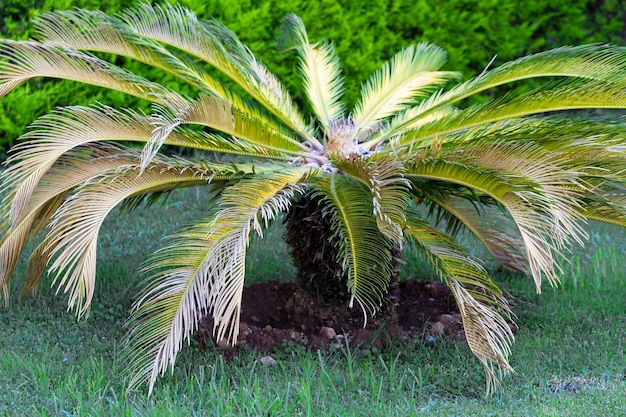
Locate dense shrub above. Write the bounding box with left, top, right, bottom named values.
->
left=1, top=0, right=624, bottom=158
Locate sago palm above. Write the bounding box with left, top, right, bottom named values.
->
left=1, top=3, right=625, bottom=395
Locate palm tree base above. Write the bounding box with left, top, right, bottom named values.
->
left=283, top=195, right=401, bottom=329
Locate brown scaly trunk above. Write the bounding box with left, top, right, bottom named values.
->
left=283, top=194, right=402, bottom=334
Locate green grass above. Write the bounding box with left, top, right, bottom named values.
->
left=1, top=188, right=625, bottom=416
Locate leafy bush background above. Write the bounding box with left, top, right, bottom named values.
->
left=1, top=0, right=624, bottom=159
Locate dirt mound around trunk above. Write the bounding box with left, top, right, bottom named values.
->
left=194, top=279, right=467, bottom=355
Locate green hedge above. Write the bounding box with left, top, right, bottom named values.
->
left=1, top=0, right=624, bottom=157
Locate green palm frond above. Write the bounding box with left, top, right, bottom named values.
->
left=144, top=94, right=304, bottom=169
left=118, top=3, right=314, bottom=142
left=395, top=117, right=626, bottom=181
left=167, top=128, right=292, bottom=160
left=387, top=108, right=626, bottom=158
left=422, top=119, right=625, bottom=185
left=405, top=144, right=588, bottom=289
left=278, top=14, right=345, bottom=132
left=333, top=154, right=410, bottom=245
left=36, top=8, right=310, bottom=148
left=457, top=144, right=590, bottom=251
left=125, top=168, right=310, bottom=393
left=34, top=8, right=180, bottom=76
left=313, top=174, right=394, bottom=319
left=394, top=80, right=626, bottom=148
left=0, top=39, right=184, bottom=106
left=436, top=44, right=626, bottom=107
left=404, top=212, right=514, bottom=396
left=383, top=105, right=460, bottom=139
left=367, top=44, right=626, bottom=146
left=352, top=44, right=459, bottom=137
left=581, top=203, right=626, bottom=227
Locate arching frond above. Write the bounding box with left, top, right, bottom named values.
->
left=394, top=80, right=626, bottom=148
left=41, top=161, right=248, bottom=318
left=33, top=8, right=229, bottom=98
left=404, top=212, right=514, bottom=396
left=0, top=144, right=140, bottom=296
left=333, top=154, right=410, bottom=245
left=0, top=104, right=286, bottom=225
left=383, top=105, right=459, bottom=140
left=124, top=168, right=311, bottom=393
left=579, top=188, right=626, bottom=227
left=428, top=196, right=529, bottom=272
left=313, top=174, right=393, bottom=319
left=143, top=95, right=304, bottom=169
left=433, top=44, right=626, bottom=110
left=167, top=128, right=292, bottom=161
left=0, top=105, right=157, bottom=225
left=0, top=39, right=185, bottom=106
left=352, top=44, right=458, bottom=137
left=118, top=3, right=314, bottom=142
left=34, top=9, right=175, bottom=73
left=20, top=146, right=184, bottom=296
left=368, top=44, right=626, bottom=146
left=401, top=120, right=626, bottom=198
left=12, top=152, right=198, bottom=309
left=405, top=143, right=589, bottom=290
left=278, top=14, right=344, bottom=132
left=34, top=9, right=307, bottom=144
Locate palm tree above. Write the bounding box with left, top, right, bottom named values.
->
left=1, top=3, right=625, bottom=395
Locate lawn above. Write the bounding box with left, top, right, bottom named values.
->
left=1, top=188, right=624, bottom=416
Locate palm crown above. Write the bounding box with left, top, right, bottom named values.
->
left=1, top=3, right=625, bottom=395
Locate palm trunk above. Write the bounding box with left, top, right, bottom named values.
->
left=284, top=194, right=401, bottom=331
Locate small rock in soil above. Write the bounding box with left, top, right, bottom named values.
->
left=319, top=326, right=336, bottom=340
left=289, top=330, right=303, bottom=342
left=430, top=321, right=445, bottom=336
left=239, top=323, right=253, bottom=338
left=259, top=356, right=277, bottom=366
left=439, top=314, right=456, bottom=324
left=425, top=282, right=439, bottom=298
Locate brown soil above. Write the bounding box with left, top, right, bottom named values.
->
left=194, top=279, right=469, bottom=356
